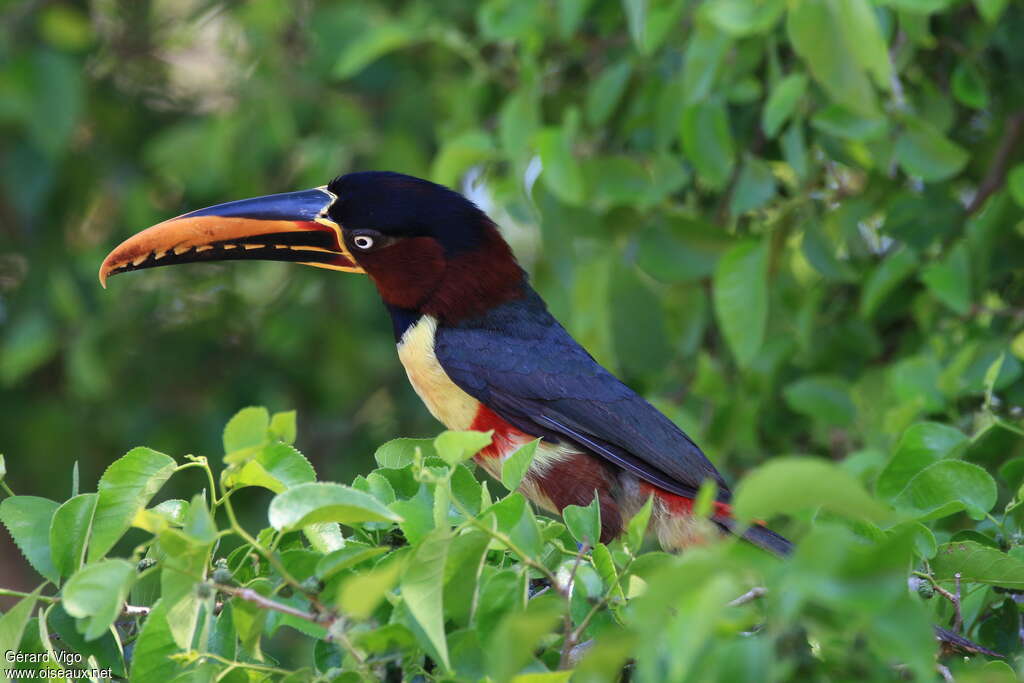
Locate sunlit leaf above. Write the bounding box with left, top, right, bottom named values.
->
left=501, top=439, right=539, bottom=491
left=931, top=541, right=1024, bottom=589
left=401, top=530, right=451, bottom=669
left=713, top=240, right=768, bottom=367
left=893, top=460, right=996, bottom=521
left=63, top=559, right=136, bottom=641
left=0, top=496, right=60, bottom=583
left=49, top=493, right=97, bottom=580
left=88, top=447, right=176, bottom=562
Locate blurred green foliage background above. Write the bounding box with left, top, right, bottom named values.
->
left=2, top=0, right=1024, bottom=606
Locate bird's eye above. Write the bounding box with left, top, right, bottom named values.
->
left=353, top=234, right=375, bottom=250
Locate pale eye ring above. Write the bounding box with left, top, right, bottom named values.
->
left=353, top=234, right=374, bottom=250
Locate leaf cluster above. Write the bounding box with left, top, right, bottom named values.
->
left=0, top=404, right=1022, bottom=681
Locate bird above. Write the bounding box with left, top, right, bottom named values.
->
left=99, top=171, right=791, bottom=556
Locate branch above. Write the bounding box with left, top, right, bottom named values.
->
left=966, top=108, right=1024, bottom=215
left=728, top=586, right=767, bottom=608
left=913, top=571, right=962, bottom=634
left=214, top=583, right=322, bottom=625
left=214, top=582, right=372, bottom=673
left=558, top=544, right=590, bottom=670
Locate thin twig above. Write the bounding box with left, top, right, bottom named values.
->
left=953, top=573, right=963, bottom=633
left=913, top=571, right=963, bottom=634
left=570, top=555, right=635, bottom=642
left=214, top=583, right=323, bottom=625
left=122, top=604, right=151, bottom=617
left=966, top=108, right=1024, bottom=215
left=558, top=544, right=590, bottom=670
left=0, top=588, right=56, bottom=604
left=450, top=496, right=561, bottom=587
left=728, top=586, right=767, bottom=608
left=179, top=650, right=295, bottom=677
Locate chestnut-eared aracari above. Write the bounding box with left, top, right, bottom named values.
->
left=99, top=171, right=791, bottom=555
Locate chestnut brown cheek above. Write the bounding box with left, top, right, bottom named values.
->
left=361, top=237, right=446, bottom=310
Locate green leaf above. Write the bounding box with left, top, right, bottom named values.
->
left=375, top=438, right=436, bottom=469
left=786, top=0, right=878, bottom=116
left=499, top=86, right=540, bottom=160
left=729, top=157, right=776, bottom=216
left=129, top=599, right=186, bottom=681
left=622, top=0, right=647, bottom=53
left=434, top=430, right=493, bottom=466
left=894, top=118, right=968, bottom=182
left=893, top=460, right=996, bottom=521
left=430, top=130, right=495, bottom=188
left=88, top=447, right=176, bottom=562
left=782, top=120, right=809, bottom=179
left=268, top=410, right=297, bottom=444
left=47, top=603, right=126, bottom=677
left=333, top=21, right=415, bottom=78
left=931, top=541, right=1024, bottom=589
left=1009, top=164, right=1024, bottom=208
left=0, top=586, right=42, bottom=679
left=859, top=248, right=918, bottom=318
left=0, top=496, right=60, bottom=583
left=223, top=406, right=270, bottom=454
left=734, top=456, right=891, bottom=522
left=478, top=0, right=543, bottom=41
left=564, top=493, right=602, bottom=546
left=585, top=60, right=632, bottom=127
left=486, top=593, right=563, bottom=682
left=681, top=20, right=731, bottom=104
left=401, top=529, right=451, bottom=669
left=317, top=544, right=389, bottom=580
left=537, top=125, right=585, bottom=206
left=49, top=493, right=97, bottom=580
left=811, top=104, right=888, bottom=141
left=226, top=442, right=316, bottom=493
left=783, top=375, right=856, bottom=426
left=501, top=439, right=540, bottom=491
left=585, top=156, right=654, bottom=210
left=762, top=73, right=807, bottom=138
left=269, top=482, right=401, bottom=532
left=713, top=240, right=768, bottom=367
left=875, top=422, right=968, bottom=499
left=702, top=0, right=785, bottom=37
left=836, top=0, right=892, bottom=88
left=952, top=62, right=988, bottom=109
left=974, top=0, right=1008, bottom=22
left=338, top=558, right=403, bottom=619
left=0, top=313, right=58, bottom=387
left=920, top=241, right=971, bottom=314
left=680, top=100, right=735, bottom=189
left=62, top=558, right=136, bottom=640
left=627, top=494, right=654, bottom=552
left=485, top=493, right=543, bottom=557
left=391, top=485, right=435, bottom=545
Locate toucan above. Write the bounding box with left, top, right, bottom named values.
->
left=99, top=171, right=791, bottom=555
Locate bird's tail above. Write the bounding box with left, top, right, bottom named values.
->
left=715, top=516, right=793, bottom=557
left=739, top=523, right=793, bottom=556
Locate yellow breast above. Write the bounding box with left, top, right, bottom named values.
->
left=396, top=315, right=481, bottom=431
left=396, top=314, right=575, bottom=507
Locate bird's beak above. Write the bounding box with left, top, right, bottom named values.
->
left=98, top=186, right=364, bottom=287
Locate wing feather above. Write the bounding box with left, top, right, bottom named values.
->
left=434, top=290, right=730, bottom=501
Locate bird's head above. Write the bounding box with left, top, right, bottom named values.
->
left=99, top=172, right=525, bottom=322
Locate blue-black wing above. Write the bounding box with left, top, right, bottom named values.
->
left=434, top=288, right=730, bottom=501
